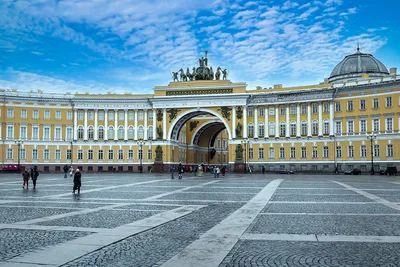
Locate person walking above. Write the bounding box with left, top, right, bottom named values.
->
left=32, top=166, right=39, bottom=189
left=63, top=165, right=68, bottom=178
left=262, top=165, right=265, bottom=174
left=222, top=166, right=226, bottom=177
left=178, top=163, right=184, bottom=179
left=73, top=169, right=82, bottom=194
left=194, top=165, right=198, bottom=177
left=213, top=166, right=217, bottom=178
left=170, top=165, right=175, bottom=179
left=69, top=166, right=74, bottom=177
left=22, top=169, right=30, bottom=189
left=216, top=167, right=220, bottom=178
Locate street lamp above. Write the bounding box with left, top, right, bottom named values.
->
left=138, top=140, right=145, bottom=173
left=241, top=138, right=249, bottom=174
left=15, top=140, right=23, bottom=172
left=367, top=134, right=377, bottom=175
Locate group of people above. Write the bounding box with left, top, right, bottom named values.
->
left=169, top=163, right=227, bottom=179
left=212, top=166, right=226, bottom=178
left=170, top=163, right=185, bottom=179
left=22, top=165, right=39, bottom=189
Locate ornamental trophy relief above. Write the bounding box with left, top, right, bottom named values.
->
left=170, top=51, right=229, bottom=82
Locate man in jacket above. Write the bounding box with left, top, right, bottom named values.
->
left=22, top=170, right=30, bottom=189
left=31, top=166, right=39, bottom=189
left=63, top=165, right=68, bottom=178
left=73, top=169, right=82, bottom=194
left=178, top=163, right=184, bottom=179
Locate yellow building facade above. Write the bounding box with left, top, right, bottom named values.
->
left=1, top=49, right=399, bottom=173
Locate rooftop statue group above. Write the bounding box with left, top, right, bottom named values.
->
left=172, top=51, right=228, bottom=82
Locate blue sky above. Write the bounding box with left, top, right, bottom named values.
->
left=0, top=0, right=399, bottom=94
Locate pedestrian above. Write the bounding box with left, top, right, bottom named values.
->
left=222, top=166, right=226, bottom=176
left=69, top=166, right=74, bottom=177
left=262, top=165, right=265, bottom=174
left=216, top=167, right=220, bottom=178
left=170, top=165, right=175, bottom=179
left=32, top=165, right=39, bottom=189
left=63, top=165, right=68, bottom=178
left=73, top=169, right=82, bottom=194
left=213, top=166, right=217, bottom=178
left=178, top=163, right=184, bottom=179
left=22, top=169, right=30, bottom=189
left=194, top=166, right=198, bottom=177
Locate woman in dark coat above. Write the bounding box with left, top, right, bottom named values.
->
left=22, top=170, right=30, bottom=189
left=31, top=166, right=39, bottom=189
left=73, top=169, right=82, bottom=194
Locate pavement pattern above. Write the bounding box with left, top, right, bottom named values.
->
left=0, top=172, right=399, bottom=266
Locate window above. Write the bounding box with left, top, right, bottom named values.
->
left=88, top=126, right=94, bottom=139
left=109, top=111, right=114, bottom=119
left=348, top=145, right=354, bottom=158
left=258, top=123, right=264, bottom=137
left=148, top=149, right=152, bottom=160
left=44, top=149, right=50, bottom=160
left=312, top=121, right=318, bottom=135
left=44, top=127, right=50, bottom=139
left=279, top=147, right=285, bottom=159
left=248, top=123, right=254, bottom=137
left=259, top=107, right=264, bottom=116
left=128, top=111, right=134, bottom=121
left=108, top=126, right=114, bottom=139
left=128, top=126, right=134, bottom=139
left=312, top=146, right=318, bottom=158
left=138, top=149, right=143, bottom=160
left=269, top=122, right=275, bottom=136
left=88, top=111, right=94, bottom=120
left=137, top=110, right=144, bottom=120
left=269, top=106, right=275, bottom=116
left=67, top=111, right=72, bottom=120
left=32, top=149, right=38, bottom=160
left=44, top=110, right=50, bottom=119
left=78, top=149, right=83, bottom=160
left=268, top=147, right=274, bottom=159
left=78, top=126, right=84, bottom=139
left=55, top=127, right=61, bottom=140
left=324, top=120, right=329, bottom=134
left=7, top=125, right=14, bottom=139
left=248, top=148, right=254, bottom=159
left=373, top=119, right=380, bottom=133
left=386, top=96, right=392, bottom=108
left=335, top=102, right=341, bottom=112
left=21, top=109, right=27, bottom=119
left=280, top=123, right=286, bottom=136
left=360, top=100, right=366, bottom=110
left=360, top=119, right=367, bottom=134
left=118, top=126, right=124, bottom=139
left=323, top=103, right=329, bottom=113
left=20, top=149, right=26, bottom=160
left=347, top=121, right=354, bottom=135
left=387, top=144, right=394, bottom=157
left=347, top=101, right=353, bottom=111
left=280, top=106, right=285, bottom=116
left=361, top=145, right=367, bottom=158
left=312, top=104, right=318, bottom=114
left=88, top=150, right=93, bottom=160
left=118, top=149, right=124, bottom=160
left=20, top=126, right=27, bottom=139
left=98, top=150, right=103, bottom=160
left=290, top=122, right=296, bottom=136
left=55, top=149, right=61, bottom=160
left=128, top=149, right=134, bottom=160
left=301, top=104, right=306, bottom=114
left=386, top=117, right=393, bottom=132
left=290, top=105, right=296, bottom=115
left=335, top=121, right=342, bottom=134
left=290, top=147, right=296, bottom=159
left=248, top=107, right=253, bottom=117
left=33, top=110, right=39, bottom=119
left=98, top=126, right=104, bottom=139
left=148, top=110, right=153, bottom=120
left=138, top=126, right=144, bottom=139
left=6, top=149, right=12, bottom=160
left=323, top=146, right=329, bottom=158
left=374, top=144, right=380, bottom=157
left=56, top=110, right=61, bottom=119
left=108, top=149, right=114, bottom=160
left=373, top=98, right=379, bottom=108
left=7, top=108, right=14, bottom=118
left=78, top=111, right=84, bottom=120
left=301, top=121, right=307, bottom=135
left=98, top=111, right=104, bottom=120
left=119, top=111, right=124, bottom=120
left=336, top=146, right=342, bottom=158
left=258, top=148, right=264, bottom=159
left=67, top=149, right=72, bottom=160
left=301, top=147, right=307, bottom=158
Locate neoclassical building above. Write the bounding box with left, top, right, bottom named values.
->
left=1, top=49, right=399, bottom=173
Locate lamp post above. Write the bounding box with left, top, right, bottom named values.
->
left=15, top=140, right=23, bottom=172
left=138, top=140, right=145, bottom=173
left=367, top=134, right=377, bottom=175
left=241, top=138, right=249, bottom=174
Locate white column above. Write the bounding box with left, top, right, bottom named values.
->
left=104, top=109, right=108, bottom=141
left=114, top=109, right=118, bottom=141
left=286, top=105, right=290, bottom=138
left=144, top=109, right=148, bottom=140
left=73, top=109, right=78, bottom=140
left=134, top=109, right=138, bottom=140
left=232, top=106, right=236, bottom=139
left=265, top=105, right=268, bottom=138
left=318, top=101, right=323, bottom=136
left=94, top=109, right=98, bottom=141
left=83, top=109, right=88, bottom=140
left=330, top=101, right=334, bottom=136
left=0, top=123, right=2, bottom=140
left=124, top=109, right=128, bottom=141
left=254, top=106, right=258, bottom=139
left=296, top=104, right=301, bottom=137
left=275, top=105, right=279, bottom=138
left=307, top=103, right=312, bottom=137
left=243, top=106, right=248, bottom=138
left=152, top=109, right=156, bottom=139
left=162, top=108, right=167, bottom=140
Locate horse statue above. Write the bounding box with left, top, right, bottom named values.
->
left=222, top=69, right=228, bottom=80
left=215, top=67, right=221, bottom=80
left=186, top=68, right=193, bottom=81
left=179, top=68, right=187, bottom=82
left=172, top=72, right=179, bottom=82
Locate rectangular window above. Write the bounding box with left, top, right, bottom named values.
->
left=387, top=144, right=393, bottom=157
left=290, top=105, right=296, bottom=115
left=373, top=119, right=380, bottom=133
left=118, top=149, right=124, bottom=160
left=301, top=123, right=307, bottom=135
left=348, top=145, right=354, bottom=158
left=361, top=145, right=367, bottom=158
left=270, top=124, right=275, bottom=136
left=373, top=98, right=379, bottom=109
left=67, top=149, right=72, bottom=160
left=88, top=111, right=94, bottom=120
left=279, top=106, right=285, bottom=116
left=44, top=149, right=50, bottom=160
left=269, top=106, right=275, bottom=116
left=67, top=111, right=72, bottom=120
left=66, top=128, right=72, bottom=140
left=138, top=111, right=144, bottom=120
left=335, top=121, right=342, bottom=134
left=336, top=146, right=342, bottom=158
left=259, top=125, right=264, bottom=137
left=312, top=122, right=318, bottom=135
left=55, top=128, right=61, bottom=140
left=248, top=107, right=253, bottom=117
left=374, top=144, right=380, bottom=157
left=119, top=111, right=124, bottom=121
left=56, top=110, right=61, bottom=119
left=290, top=147, right=296, bottom=159
left=128, top=111, right=134, bottom=120
left=324, top=121, right=329, bottom=134
left=32, top=149, right=38, bottom=160
left=335, top=102, right=341, bottom=112
left=268, top=147, right=274, bottom=159
left=312, top=146, right=318, bottom=158
left=78, top=111, right=84, bottom=120
left=7, top=148, right=13, bottom=160
left=138, top=149, right=143, bottom=160
left=148, top=149, right=152, bottom=160
left=248, top=148, right=254, bottom=160
left=20, top=149, right=26, bottom=160
left=360, top=119, right=366, bottom=134
left=279, top=147, right=285, bottom=159
left=44, top=127, right=50, bottom=139
left=33, top=110, right=39, bottom=119
left=347, top=101, right=353, bottom=111
left=78, top=149, right=83, bottom=160
left=98, top=150, right=103, bottom=160
left=128, top=149, right=134, bottom=160
left=98, top=111, right=104, bottom=120
left=301, top=104, right=306, bottom=114
left=259, top=107, right=264, bottom=116
left=44, top=110, right=50, bottom=119
left=347, top=121, right=354, bottom=135
left=7, top=108, right=14, bottom=118
left=7, top=125, right=13, bottom=139
left=323, top=146, right=329, bottom=158
left=21, top=109, right=27, bottom=119
left=312, top=104, right=318, bottom=114
left=258, top=148, right=264, bottom=159
left=280, top=124, right=286, bottom=136
left=360, top=100, right=366, bottom=110
left=386, top=96, right=392, bottom=108
left=386, top=117, right=393, bottom=132
left=301, top=147, right=307, bottom=158
left=55, top=149, right=61, bottom=160
left=20, top=126, right=27, bottom=139
left=290, top=123, right=296, bottom=136
left=88, top=149, right=93, bottom=160
left=323, top=103, right=329, bottom=113
left=108, top=150, right=114, bottom=160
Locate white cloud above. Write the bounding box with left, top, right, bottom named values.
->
left=282, top=1, right=299, bottom=10
left=31, top=51, right=43, bottom=56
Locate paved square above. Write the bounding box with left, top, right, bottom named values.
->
left=0, top=173, right=400, bottom=266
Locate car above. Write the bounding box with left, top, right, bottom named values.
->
left=278, top=169, right=294, bottom=174
left=379, top=167, right=398, bottom=176
left=344, top=168, right=362, bottom=175
left=0, top=164, right=20, bottom=172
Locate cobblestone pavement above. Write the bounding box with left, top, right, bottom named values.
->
left=0, top=173, right=400, bottom=266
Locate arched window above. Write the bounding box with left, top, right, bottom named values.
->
left=301, top=121, right=307, bottom=135
left=128, top=126, right=134, bottom=139
left=258, top=122, right=264, bottom=137
left=88, top=126, right=94, bottom=139
left=148, top=126, right=154, bottom=139
left=324, top=119, right=330, bottom=134
left=269, top=122, right=275, bottom=136
left=77, top=126, right=84, bottom=139
left=98, top=126, right=104, bottom=139
left=108, top=126, right=114, bottom=139
left=280, top=121, right=286, bottom=137
left=118, top=126, right=124, bottom=139
left=312, top=120, right=318, bottom=135
left=248, top=123, right=254, bottom=137
left=138, top=126, right=144, bottom=139
left=290, top=121, right=296, bottom=136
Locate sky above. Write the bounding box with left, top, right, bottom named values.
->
left=0, top=0, right=399, bottom=94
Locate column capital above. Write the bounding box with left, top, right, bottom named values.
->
left=104, top=108, right=108, bottom=111
left=124, top=109, right=128, bottom=112
left=94, top=108, right=98, bottom=111
left=114, top=109, right=118, bottom=112
left=84, top=108, right=88, bottom=111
